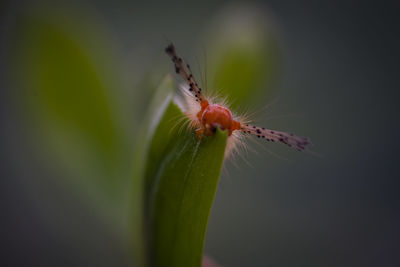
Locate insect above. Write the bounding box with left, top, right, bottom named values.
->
left=165, top=43, right=311, bottom=157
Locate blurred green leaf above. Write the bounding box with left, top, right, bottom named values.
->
left=12, top=13, right=129, bottom=199
left=212, top=44, right=277, bottom=108
left=141, top=87, right=227, bottom=266
left=205, top=4, right=281, bottom=110
left=10, top=9, right=135, bottom=265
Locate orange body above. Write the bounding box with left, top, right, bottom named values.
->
left=196, top=100, right=241, bottom=138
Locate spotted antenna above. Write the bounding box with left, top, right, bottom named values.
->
left=165, top=43, right=205, bottom=103
left=242, top=124, right=311, bottom=151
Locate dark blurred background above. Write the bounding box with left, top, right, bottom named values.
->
left=1, top=0, right=400, bottom=266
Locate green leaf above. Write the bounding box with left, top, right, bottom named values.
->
left=142, top=91, right=227, bottom=266
left=131, top=75, right=175, bottom=266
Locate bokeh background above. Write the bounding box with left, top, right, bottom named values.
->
left=1, top=0, right=400, bottom=266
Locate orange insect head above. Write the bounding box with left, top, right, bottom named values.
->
left=197, top=103, right=240, bottom=136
